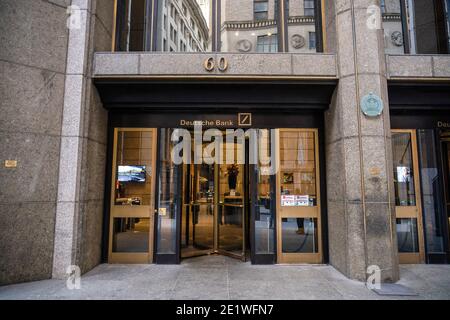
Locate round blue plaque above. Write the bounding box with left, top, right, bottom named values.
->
left=361, top=92, right=384, bottom=117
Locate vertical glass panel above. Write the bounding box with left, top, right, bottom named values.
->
left=221, top=0, right=278, bottom=52
left=115, top=130, right=153, bottom=206
left=279, top=130, right=317, bottom=207
left=116, top=0, right=147, bottom=51
left=156, top=129, right=180, bottom=254
left=113, top=218, right=150, bottom=252
left=282, top=218, right=318, bottom=253
left=392, top=132, right=416, bottom=206
left=218, top=133, right=244, bottom=254
left=446, top=0, right=450, bottom=50
left=384, top=0, right=450, bottom=54
left=254, top=130, right=275, bottom=254
left=412, top=0, right=449, bottom=53
left=286, top=0, right=318, bottom=52
left=382, top=0, right=405, bottom=54
left=181, top=163, right=215, bottom=256
left=396, top=218, right=419, bottom=252
left=418, top=129, right=446, bottom=253
left=155, top=0, right=212, bottom=52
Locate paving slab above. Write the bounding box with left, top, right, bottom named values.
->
left=0, top=257, right=449, bottom=300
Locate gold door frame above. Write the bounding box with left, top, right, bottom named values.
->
left=276, top=128, right=322, bottom=264
left=392, top=129, right=425, bottom=264
left=108, top=128, right=157, bottom=263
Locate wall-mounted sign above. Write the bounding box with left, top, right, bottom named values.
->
left=238, top=113, right=252, bottom=126
left=281, top=195, right=310, bottom=207
left=179, top=119, right=235, bottom=127
left=4, top=160, right=17, bottom=168
left=361, top=92, right=384, bottom=117
left=437, top=121, right=450, bottom=128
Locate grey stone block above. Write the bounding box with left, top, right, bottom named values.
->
left=0, top=202, right=56, bottom=285
left=80, top=139, right=107, bottom=202
left=62, top=75, right=86, bottom=137
left=78, top=201, right=104, bottom=273
left=94, top=53, right=139, bottom=75
left=336, top=10, right=356, bottom=77
left=0, top=132, right=61, bottom=203
left=52, top=201, right=79, bottom=279
left=433, top=56, right=450, bottom=78
left=93, top=0, right=115, bottom=36
left=0, top=60, right=65, bottom=136
left=387, top=55, right=433, bottom=78
left=292, top=54, right=337, bottom=76
left=56, top=136, right=83, bottom=203
left=140, top=53, right=217, bottom=75
left=219, top=53, right=291, bottom=75
left=66, top=9, right=89, bottom=75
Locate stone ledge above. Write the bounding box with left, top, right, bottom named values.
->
left=93, top=52, right=338, bottom=78
left=387, top=54, right=450, bottom=79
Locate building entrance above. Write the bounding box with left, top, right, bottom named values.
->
left=180, top=130, right=249, bottom=261
left=181, top=162, right=249, bottom=261
left=105, top=115, right=327, bottom=265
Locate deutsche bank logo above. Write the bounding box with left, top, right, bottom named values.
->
left=238, top=113, right=252, bottom=126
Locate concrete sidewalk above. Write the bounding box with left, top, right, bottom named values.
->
left=1, top=256, right=449, bottom=300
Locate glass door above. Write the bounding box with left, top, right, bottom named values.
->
left=109, top=128, right=157, bottom=263
left=181, top=163, right=215, bottom=258
left=216, top=134, right=246, bottom=260
left=392, top=129, right=425, bottom=263
left=276, top=129, right=322, bottom=264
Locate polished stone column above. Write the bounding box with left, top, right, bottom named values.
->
left=324, top=0, right=399, bottom=282
left=52, top=0, right=112, bottom=279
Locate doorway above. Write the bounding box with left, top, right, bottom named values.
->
left=180, top=134, right=250, bottom=261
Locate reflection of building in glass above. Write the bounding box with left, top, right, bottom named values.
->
left=383, top=0, right=450, bottom=54
left=157, top=0, right=211, bottom=52
left=382, top=0, right=404, bottom=54
left=155, top=0, right=318, bottom=53
left=221, top=0, right=317, bottom=53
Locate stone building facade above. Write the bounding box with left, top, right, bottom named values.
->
left=1, top=0, right=449, bottom=286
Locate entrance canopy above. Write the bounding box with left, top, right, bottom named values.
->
left=94, top=79, right=337, bottom=111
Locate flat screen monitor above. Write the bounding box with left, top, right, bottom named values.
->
left=118, top=165, right=146, bottom=183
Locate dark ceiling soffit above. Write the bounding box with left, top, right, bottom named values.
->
left=388, top=81, right=450, bottom=110
left=93, top=79, right=337, bottom=110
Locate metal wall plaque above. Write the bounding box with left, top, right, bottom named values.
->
left=361, top=93, right=384, bottom=117
left=4, top=160, right=17, bottom=168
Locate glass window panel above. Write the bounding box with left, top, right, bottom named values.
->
left=282, top=218, right=318, bottom=253
left=221, top=0, right=278, bottom=52
left=286, top=0, right=318, bottom=52
left=116, top=0, right=147, bottom=51
left=155, top=0, right=212, bottom=52
left=392, top=132, right=416, bottom=206
left=309, top=31, right=316, bottom=49
left=396, top=218, right=419, bottom=252
left=115, top=130, right=153, bottom=206
left=115, top=0, right=326, bottom=53
left=256, top=34, right=278, bottom=52
left=304, top=0, right=315, bottom=16
left=279, top=130, right=317, bottom=206
left=113, top=218, right=150, bottom=252
left=255, top=129, right=275, bottom=254
left=156, top=129, right=181, bottom=254
left=383, top=0, right=450, bottom=54
left=418, top=129, right=446, bottom=253
left=382, top=0, right=405, bottom=54
left=255, top=1, right=269, bottom=13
